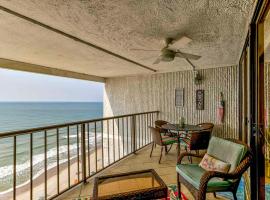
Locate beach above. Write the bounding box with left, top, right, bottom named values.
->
left=0, top=146, right=104, bottom=200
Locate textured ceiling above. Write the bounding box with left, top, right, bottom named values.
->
left=0, top=0, right=255, bottom=78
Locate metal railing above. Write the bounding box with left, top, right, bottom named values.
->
left=0, top=111, right=159, bottom=200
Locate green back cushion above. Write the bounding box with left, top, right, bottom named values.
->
left=207, top=136, right=247, bottom=173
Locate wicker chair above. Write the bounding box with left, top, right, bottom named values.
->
left=182, top=123, right=214, bottom=162
left=155, top=120, right=178, bottom=138
left=176, top=136, right=253, bottom=200
left=197, top=123, right=214, bottom=131
left=149, top=127, right=178, bottom=163
left=155, top=120, right=170, bottom=135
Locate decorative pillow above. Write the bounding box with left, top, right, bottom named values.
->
left=199, top=153, right=231, bottom=173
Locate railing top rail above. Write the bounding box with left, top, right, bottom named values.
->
left=0, top=111, right=159, bottom=138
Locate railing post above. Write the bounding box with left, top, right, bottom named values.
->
left=81, top=123, right=87, bottom=183
left=132, top=115, right=136, bottom=153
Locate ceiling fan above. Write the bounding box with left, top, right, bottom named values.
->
left=131, top=36, right=201, bottom=70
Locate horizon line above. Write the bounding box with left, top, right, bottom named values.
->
left=0, top=101, right=103, bottom=103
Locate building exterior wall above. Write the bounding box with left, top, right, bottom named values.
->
left=104, top=66, right=239, bottom=139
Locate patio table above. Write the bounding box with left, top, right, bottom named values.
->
left=161, top=124, right=204, bottom=159
left=93, top=169, right=167, bottom=200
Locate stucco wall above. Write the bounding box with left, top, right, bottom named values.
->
left=104, top=66, right=239, bottom=139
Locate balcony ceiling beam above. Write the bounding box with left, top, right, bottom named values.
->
left=0, top=58, right=105, bottom=83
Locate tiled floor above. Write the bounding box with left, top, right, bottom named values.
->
left=59, top=144, right=227, bottom=200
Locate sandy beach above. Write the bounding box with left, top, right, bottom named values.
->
left=0, top=146, right=105, bottom=200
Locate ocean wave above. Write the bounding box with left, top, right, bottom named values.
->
left=0, top=133, right=102, bottom=160
left=0, top=157, right=69, bottom=195
left=0, top=144, right=75, bottom=179
left=0, top=135, right=101, bottom=180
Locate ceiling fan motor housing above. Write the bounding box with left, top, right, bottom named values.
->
left=166, top=37, right=174, bottom=44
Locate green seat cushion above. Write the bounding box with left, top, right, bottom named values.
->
left=162, top=137, right=178, bottom=145
left=176, top=164, right=232, bottom=192
left=207, top=136, right=247, bottom=173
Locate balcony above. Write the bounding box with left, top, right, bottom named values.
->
left=0, top=111, right=160, bottom=200
left=1, top=0, right=270, bottom=199
left=60, top=145, right=228, bottom=200
left=0, top=110, right=249, bottom=200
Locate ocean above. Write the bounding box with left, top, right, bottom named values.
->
left=0, top=102, right=103, bottom=192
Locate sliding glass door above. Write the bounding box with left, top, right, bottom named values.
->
left=240, top=43, right=252, bottom=199
left=256, top=2, right=270, bottom=199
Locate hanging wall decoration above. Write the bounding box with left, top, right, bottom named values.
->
left=196, top=90, right=204, bottom=110
left=175, top=88, right=184, bottom=107
left=217, top=92, right=225, bottom=123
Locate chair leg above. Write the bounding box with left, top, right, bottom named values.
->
left=233, top=191, right=237, bottom=200
left=185, top=146, right=192, bottom=163
left=166, top=144, right=173, bottom=154
left=213, top=192, right=217, bottom=198
left=198, top=192, right=206, bottom=200
left=150, top=142, right=154, bottom=157
left=165, top=145, right=168, bottom=153
left=177, top=173, right=181, bottom=200
left=159, top=146, right=163, bottom=164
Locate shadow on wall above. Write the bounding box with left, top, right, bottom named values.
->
left=103, top=87, right=114, bottom=117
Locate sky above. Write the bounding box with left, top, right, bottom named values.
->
left=0, top=68, right=104, bottom=102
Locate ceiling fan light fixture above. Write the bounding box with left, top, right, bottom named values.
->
left=161, top=56, right=174, bottom=62
left=161, top=49, right=175, bottom=61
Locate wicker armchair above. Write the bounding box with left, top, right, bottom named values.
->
left=149, top=127, right=178, bottom=163
left=155, top=120, right=170, bottom=136
left=176, top=137, right=253, bottom=200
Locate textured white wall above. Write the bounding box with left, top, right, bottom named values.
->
left=104, top=66, right=239, bottom=139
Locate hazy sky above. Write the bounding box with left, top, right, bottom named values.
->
left=0, top=68, right=104, bottom=102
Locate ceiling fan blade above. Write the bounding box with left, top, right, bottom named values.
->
left=170, top=36, right=192, bottom=49
left=153, top=57, right=161, bottom=64
left=130, top=48, right=160, bottom=52
left=175, top=51, right=201, bottom=60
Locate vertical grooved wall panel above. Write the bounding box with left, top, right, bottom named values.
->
left=104, top=66, right=239, bottom=139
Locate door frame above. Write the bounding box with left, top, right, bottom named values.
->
left=239, top=1, right=270, bottom=199
left=239, top=0, right=270, bottom=199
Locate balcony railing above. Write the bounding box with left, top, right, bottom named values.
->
left=0, top=111, right=159, bottom=200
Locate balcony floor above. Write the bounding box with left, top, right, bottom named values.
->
left=59, top=144, right=228, bottom=200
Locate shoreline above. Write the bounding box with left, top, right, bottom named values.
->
left=0, top=146, right=103, bottom=200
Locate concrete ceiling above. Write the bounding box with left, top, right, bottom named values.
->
left=0, top=0, right=255, bottom=80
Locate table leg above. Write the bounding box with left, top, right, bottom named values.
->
left=177, top=136, right=181, bottom=161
